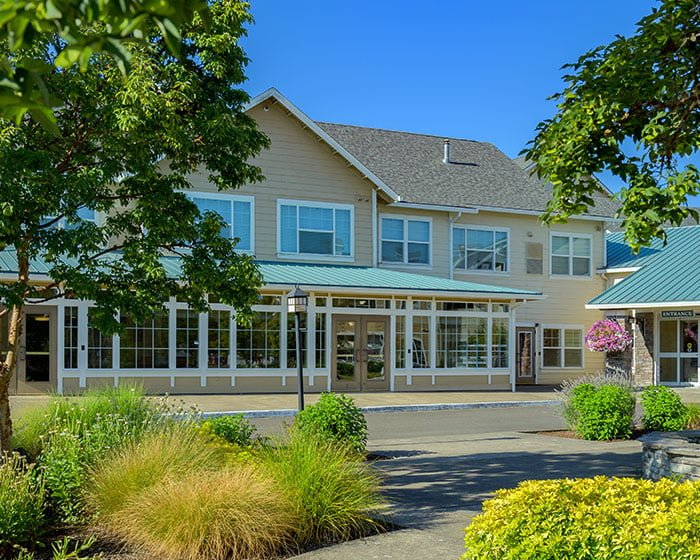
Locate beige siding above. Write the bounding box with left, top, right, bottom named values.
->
left=185, top=103, right=376, bottom=265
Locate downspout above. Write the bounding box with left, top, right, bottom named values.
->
left=372, top=189, right=378, bottom=267
left=448, top=211, right=463, bottom=279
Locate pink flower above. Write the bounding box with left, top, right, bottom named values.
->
left=585, top=320, right=632, bottom=353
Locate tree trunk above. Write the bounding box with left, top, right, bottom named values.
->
left=0, top=305, right=22, bottom=454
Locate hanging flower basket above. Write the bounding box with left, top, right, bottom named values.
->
left=585, top=320, right=632, bottom=353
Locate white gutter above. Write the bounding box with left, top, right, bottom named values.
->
left=387, top=202, right=479, bottom=214
left=587, top=301, right=700, bottom=310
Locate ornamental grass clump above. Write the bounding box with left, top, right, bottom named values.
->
left=0, top=453, right=46, bottom=555
left=105, top=466, right=294, bottom=560
left=641, top=385, right=690, bottom=431
left=260, top=430, right=387, bottom=549
left=463, top=477, right=700, bottom=560
left=584, top=320, right=632, bottom=353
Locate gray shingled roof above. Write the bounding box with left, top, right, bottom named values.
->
left=316, top=122, right=619, bottom=218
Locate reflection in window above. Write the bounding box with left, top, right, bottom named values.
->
left=436, top=316, right=488, bottom=368
left=208, top=310, right=231, bottom=368
left=412, top=316, right=430, bottom=368
left=189, top=194, right=253, bottom=251
left=453, top=227, right=508, bottom=272
left=88, top=321, right=113, bottom=369
left=279, top=201, right=352, bottom=257
left=395, top=315, right=406, bottom=369
left=176, top=310, right=199, bottom=369
left=236, top=311, right=280, bottom=368
left=120, top=312, right=169, bottom=368
left=551, top=234, right=591, bottom=276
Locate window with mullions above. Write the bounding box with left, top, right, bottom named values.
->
left=236, top=311, right=280, bottom=368
left=87, top=321, right=113, bottom=369
left=176, top=309, right=199, bottom=369
left=492, top=318, right=509, bottom=368
left=119, top=312, right=169, bottom=368
left=381, top=217, right=431, bottom=265
left=551, top=234, right=591, bottom=276
left=43, top=207, right=97, bottom=230
left=279, top=201, right=352, bottom=257
left=287, top=313, right=307, bottom=369
left=543, top=327, right=583, bottom=368
left=315, top=313, right=327, bottom=368
left=436, top=316, right=488, bottom=368
left=395, top=316, right=406, bottom=369
left=207, top=310, right=231, bottom=368
left=453, top=227, right=508, bottom=272
left=188, top=194, right=253, bottom=251
left=412, top=315, right=430, bottom=368
left=64, top=307, right=79, bottom=369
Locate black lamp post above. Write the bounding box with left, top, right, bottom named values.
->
left=287, top=285, right=308, bottom=411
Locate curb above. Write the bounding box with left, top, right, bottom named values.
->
left=202, top=399, right=560, bottom=419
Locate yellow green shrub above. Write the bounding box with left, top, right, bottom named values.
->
left=463, top=477, right=700, bottom=560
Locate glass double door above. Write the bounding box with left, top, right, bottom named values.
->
left=332, top=315, right=389, bottom=392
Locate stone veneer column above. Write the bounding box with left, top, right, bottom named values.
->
left=632, top=312, right=655, bottom=387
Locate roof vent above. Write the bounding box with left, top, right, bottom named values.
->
left=443, top=139, right=450, bottom=164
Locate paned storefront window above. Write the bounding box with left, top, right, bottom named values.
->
left=64, top=306, right=79, bottom=369
left=660, top=319, right=698, bottom=384
left=176, top=309, right=199, bottom=368
left=87, top=320, right=113, bottom=369
left=395, top=315, right=406, bottom=368
left=412, top=315, right=430, bottom=368
left=492, top=318, right=509, bottom=368
left=236, top=311, right=280, bottom=368
left=207, top=310, right=231, bottom=368
left=120, top=312, right=169, bottom=368
left=315, top=313, right=327, bottom=368
left=436, top=316, right=488, bottom=368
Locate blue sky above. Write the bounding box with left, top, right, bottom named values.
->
left=241, top=1, right=690, bottom=199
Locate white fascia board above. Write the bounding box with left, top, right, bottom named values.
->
left=387, top=202, right=479, bottom=214
left=596, top=267, right=641, bottom=274
left=246, top=88, right=401, bottom=202
left=469, top=204, right=620, bottom=222
left=586, top=301, right=700, bottom=310
left=263, top=282, right=545, bottom=301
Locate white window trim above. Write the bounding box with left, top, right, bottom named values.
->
left=184, top=191, right=255, bottom=253
left=549, top=232, right=593, bottom=278
left=379, top=214, right=432, bottom=268
left=452, top=225, right=510, bottom=275
left=277, top=199, right=354, bottom=260
left=541, top=324, right=585, bottom=369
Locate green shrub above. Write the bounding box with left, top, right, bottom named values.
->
left=260, top=430, right=386, bottom=548
left=686, top=403, right=700, bottom=428
left=295, top=392, right=368, bottom=453
left=569, top=383, right=635, bottom=440
left=557, top=372, right=634, bottom=430
left=0, top=453, right=46, bottom=554
left=205, top=413, right=256, bottom=447
left=463, top=477, right=700, bottom=559
left=641, top=385, right=690, bottom=431
left=105, top=466, right=293, bottom=560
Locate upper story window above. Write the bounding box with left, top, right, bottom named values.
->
left=42, top=207, right=97, bottom=229
left=380, top=216, right=431, bottom=265
left=452, top=227, right=508, bottom=273
left=278, top=200, right=352, bottom=258
left=188, top=193, right=254, bottom=252
left=551, top=233, right=591, bottom=276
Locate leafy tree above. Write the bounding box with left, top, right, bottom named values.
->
left=0, top=0, right=268, bottom=452
left=525, top=0, right=700, bottom=250
left=1, top=0, right=209, bottom=129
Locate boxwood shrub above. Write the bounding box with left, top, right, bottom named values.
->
left=463, top=477, right=700, bottom=560
left=569, top=383, right=635, bottom=440
left=641, top=385, right=690, bottom=431
left=295, top=392, right=368, bottom=453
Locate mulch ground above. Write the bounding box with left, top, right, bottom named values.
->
left=535, top=427, right=649, bottom=441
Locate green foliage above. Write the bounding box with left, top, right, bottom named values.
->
left=20, top=386, right=193, bottom=523
left=641, top=385, right=690, bottom=431
left=260, top=430, right=386, bottom=549
left=686, top=403, right=700, bottom=428
left=524, top=0, right=700, bottom=250
left=0, top=452, right=46, bottom=554
left=204, top=413, right=257, bottom=447
left=50, top=536, right=101, bottom=560
left=557, top=373, right=634, bottom=433
left=295, top=392, right=368, bottom=453
left=463, top=476, right=700, bottom=559
left=569, top=383, right=635, bottom=440
left=0, top=0, right=208, bottom=127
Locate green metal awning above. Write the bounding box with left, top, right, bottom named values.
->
left=589, top=226, right=700, bottom=309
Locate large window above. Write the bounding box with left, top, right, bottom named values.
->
left=236, top=311, right=280, bottom=368
left=188, top=193, right=253, bottom=251
left=207, top=310, right=231, bottom=368
left=453, top=227, right=508, bottom=272
left=659, top=319, right=698, bottom=384
left=175, top=309, right=199, bottom=369
left=64, top=306, right=79, bottom=369
left=119, top=312, right=169, bottom=368
left=381, top=216, right=431, bottom=265
left=278, top=200, right=352, bottom=257
left=551, top=233, right=591, bottom=276
left=543, top=327, right=583, bottom=368
left=87, top=321, right=113, bottom=369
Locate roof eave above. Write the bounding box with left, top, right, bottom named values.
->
left=586, top=300, right=700, bottom=310
left=246, top=88, right=401, bottom=202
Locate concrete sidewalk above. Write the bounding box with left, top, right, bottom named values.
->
left=10, top=385, right=700, bottom=418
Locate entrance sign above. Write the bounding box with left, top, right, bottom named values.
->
left=662, top=310, right=695, bottom=318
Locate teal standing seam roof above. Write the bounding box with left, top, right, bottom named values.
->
left=590, top=226, right=700, bottom=307
left=0, top=250, right=542, bottom=299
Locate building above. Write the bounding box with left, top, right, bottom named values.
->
left=589, top=225, right=700, bottom=387
left=5, top=88, right=622, bottom=395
